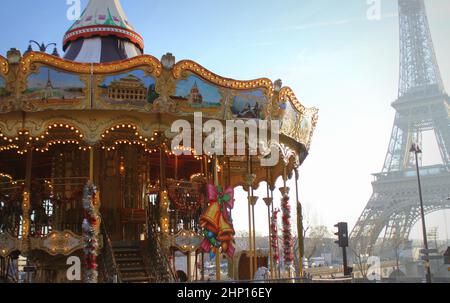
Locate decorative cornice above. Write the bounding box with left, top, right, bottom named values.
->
left=30, top=230, right=84, bottom=256
left=20, top=52, right=162, bottom=77
left=279, top=86, right=318, bottom=118
left=171, top=229, right=204, bottom=253
left=0, top=233, right=21, bottom=257
left=0, top=55, right=8, bottom=75
left=173, top=60, right=274, bottom=93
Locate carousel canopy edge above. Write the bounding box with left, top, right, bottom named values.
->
left=0, top=51, right=318, bottom=150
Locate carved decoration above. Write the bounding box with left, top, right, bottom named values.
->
left=0, top=233, right=21, bottom=257
left=0, top=55, right=8, bottom=75
left=0, top=55, right=13, bottom=113
left=173, top=60, right=274, bottom=93
left=29, top=230, right=84, bottom=256
left=171, top=229, right=204, bottom=253
left=278, top=87, right=319, bottom=150
left=20, top=52, right=162, bottom=76
left=152, top=69, right=178, bottom=113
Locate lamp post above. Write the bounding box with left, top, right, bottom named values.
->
left=410, top=143, right=432, bottom=283
left=25, top=40, right=59, bottom=57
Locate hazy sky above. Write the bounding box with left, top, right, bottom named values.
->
left=0, top=0, right=449, bottom=240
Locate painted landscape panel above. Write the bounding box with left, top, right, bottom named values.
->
left=172, top=74, right=222, bottom=116
left=280, top=100, right=312, bottom=144
left=99, top=70, right=158, bottom=106
left=23, top=67, right=85, bottom=103
left=230, top=89, right=268, bottom=120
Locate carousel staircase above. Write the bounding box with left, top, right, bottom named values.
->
left=112, top=242, right=154, bottom=283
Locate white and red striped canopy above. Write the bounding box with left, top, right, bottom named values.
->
left=63, top=0, right=144, bottom=63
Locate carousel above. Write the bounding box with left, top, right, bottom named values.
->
left=0, top=0, right=318, bottom=283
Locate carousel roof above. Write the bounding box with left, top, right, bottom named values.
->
left=63, top=0, right=144, bottom=63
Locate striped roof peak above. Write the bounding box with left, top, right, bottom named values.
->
left=68, top=0, right=134, bottom=31
left=63, top=0, right=144, bottom=61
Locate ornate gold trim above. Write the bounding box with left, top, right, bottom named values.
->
left=279, top=86, right=319, bottom=150
left=279, top=87, right=306, bottom=115
left=20, top=52, right=162, bottom=76
left=0, top=55, right=13, bottom=113
left=173, top=60, right=274, bottom=93
left=93, top=55, right=162, bottom=76
left=306, top=108, right=319, bottom=150
left=170, top=229, right=204, bottom=253
left=29, top=230, right=83, bottom=256
left=0, top=233, right=21, bottom=257
left=0, top=55, right=8, bottom=75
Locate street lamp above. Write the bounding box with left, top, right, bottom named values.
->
left=410, top=143, right=432, bottom=283
left=24, top=40, right=59, bottom=57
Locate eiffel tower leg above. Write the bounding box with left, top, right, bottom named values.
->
left=433, top=111, right=450, bottom=167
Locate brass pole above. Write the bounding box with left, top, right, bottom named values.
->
left=282, top=165, right=289, bottom=279
left=204, top=156, right=209, bottom=181
left=159, top=140, right=166, bottom=189
left=89, top=147, right=94, bottom=182
left=213, top=155, right=221, bottom=281
left=270, top=185, right=281, bottom=279
left=22, top=147, right=33, bottom=254
left=265, top=168, right=273, bottom=280
left=174, top=155, right=178, bottom=180
left=201, top=252, right=205, bottom=281
left=187, top=251, right=192, bottom=282
left=249, top=155, right=257, bottom=276
left=194, top=251, right=198, bottom=281
left=246, top=153, right=253, bottom=280
left=294, top=168, right=303, bottom=279
left=251, top=194, right=257, bottom=274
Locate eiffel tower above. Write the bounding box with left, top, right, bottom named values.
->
left=350, top=0, right=450, bottom=256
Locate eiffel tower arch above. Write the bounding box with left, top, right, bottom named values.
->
left=350, top=0, right=450, bottom=256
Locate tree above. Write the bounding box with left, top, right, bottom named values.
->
left=304, top=226, right=331, bottom=260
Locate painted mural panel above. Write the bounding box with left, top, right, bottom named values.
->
left=0, top=77, right=9, bottom=100
left=23, top=67, right=85, bottom=103
left=230, top=89, right=268, bottom=120
left=172, top=74, right=222, bottom=116
left=280, top=100, right=313, bottom=144
left=99, top=70, right=158, bottom=106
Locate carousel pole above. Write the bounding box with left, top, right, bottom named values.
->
left=294, top=168, right=304, bottom=279
left=280, top=165, right=293, bottom=279
left=213, top=155, right=221, bottom=281
left=201, top=251, right=205, bottom=281
left=174, top=154, right=178, bottom=180
left=225, top=156, right=235, bottom=277
left=273, top=186, right=281, bottom=280
left=194, top=251, right=198, bottom=281
left=187, top=251, right=192, bottom=282
left=89, top=147, right=94, bottom=182
left=268, top=183, right=280, bottom=279
left=159, top=142, right=165, bottom=188
left=250, top=156, right=258, bottom=276
left=246, top=153, right=254, bottom=280
left=263, top=168, right=273, bottom=280
left=251, top=193, right=257, bottom=274
left=21, top=146, right=33, bottom=258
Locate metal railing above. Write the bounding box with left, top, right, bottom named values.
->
left=99, top=218, right=121, bottom=283
left=29, top=177, right=88, bottom=236
left=144, top=195, right=177, bottom=282
left=0, top=183, right=24, bottom=237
